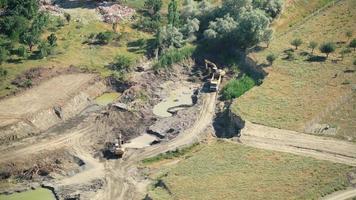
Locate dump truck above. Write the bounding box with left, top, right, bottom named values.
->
left=205, top=60, right=225, bottom=92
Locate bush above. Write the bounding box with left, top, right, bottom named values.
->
left=96, top=31, right=116, bottom=44
left=285, top=50, right=295, bottom=61
left=0, top=47, right=8, bottom=64
left=109, top=55, right=135, bottom=72
left=154, top=46, right=195, bottom=70
left=221, top=75, right=256, bottom=100
left=47, top=33, right=57, bottom=46
left=349, top=38, right=356, bottom=51
left=17, top=46, right=28, bottom=58
left=37, top=41, right=52, bottom=59
left=0, top=67, right=8, bottom=77
left=266, top=53, right=277, bottom=65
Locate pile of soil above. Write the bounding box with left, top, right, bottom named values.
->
left=97, top=3, right=135, bottom=23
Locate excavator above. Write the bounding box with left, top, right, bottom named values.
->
left=106, top=133, right=125, bottom=159
left=205, top=59, right=225, bottom=92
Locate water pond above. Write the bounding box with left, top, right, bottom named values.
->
left=95, top=92, right=120, bottom=106
left=0, top=188, right=56, bottom=200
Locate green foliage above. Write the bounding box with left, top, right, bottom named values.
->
left=291, top=38, right=303, bottom=50
left=156, top=25, right=184, bottom=54
left=345, top=30, right=352, bottom=41
left=253, top=0, right=283, bottom=19
left=168, top=0, right=180, bottom=27
left=96, top=31, right=116, bottom=44
left=340, top=48, right=351, bottom=60
left=181, top=18, right=200, bottom=42
left=0, top=67, right=7, bottom=78
left=349, top=38, right=356, bottom=51
left=7, top=0, right=39, bottom=19
left=109, top=55, right=135, bottom=72
left=17, top=46, right=28, bottom=58
left=134, top=16, right=161, bottom=32
left=0, top=47, right=8, bottom=64
left=144, top=0, right=163, bottom=16
left=285, top=50, right=295, bottom=61
left=0, top=15, right=29, bottom=41
left=37, top=40, right=52, bottom=59
left=266, top=53, right=277, bottom=65
left=47, top=33, right=57, bottom=46
left=21, top=31, right=39, bottom=51
left=154, top=46, right=194, bottom=70
left=308, top=41, right=318, bottom=54
left=142, top=143, right=199, bottom=164
left=64, top=13, right=71, bottom=23
left=221, top=75, right=256, bottom=100
left=319, top=42, right=336, bottom=58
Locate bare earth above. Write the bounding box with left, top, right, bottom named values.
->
left=0, top=73, right=95, bottom=127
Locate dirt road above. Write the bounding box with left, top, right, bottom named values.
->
left=240, top=121, right=356, bottom=166
left=322, top=188, right=356, bottom=200
left=97, top=92, right=217, bottom=200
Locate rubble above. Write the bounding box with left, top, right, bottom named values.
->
left=97, top=3, right=136, bottom=23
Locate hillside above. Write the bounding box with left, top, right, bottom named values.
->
left=232, top=0, right=356, bottom=140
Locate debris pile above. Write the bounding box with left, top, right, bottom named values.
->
left=39, top=0, right=63, bottom=14
left=97, top=3, right=136, bottom=23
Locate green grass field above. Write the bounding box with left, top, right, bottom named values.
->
left=147, top=141, right=355, bottom=200
left=232, top=0, right=356, bottom=136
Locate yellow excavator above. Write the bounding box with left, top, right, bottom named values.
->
left=205, top=59, right=225, bottom=92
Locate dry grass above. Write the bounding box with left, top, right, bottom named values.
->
left=232, top=0, right=356, bottom=133
left=147, top=140, right=355, bottom=200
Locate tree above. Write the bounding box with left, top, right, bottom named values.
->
left=319, top=42, right=336, bottom=59
left=349, top=38, right=356, bottom=51
left=47, top=33, right=57, bottom=46
left=182, top=18, right=200, bottom=42
left=253, top=0, right=283, bottom=19
left=204, top=14, right=238, bottom=40
left=17, top=46, right=28, bottom=58
left=345, top=31, right=352, bottom=42
left=31, top=12, right=49, bottom=33
left=0, top=15, right=29, bottom=41
left=7, top=0, right=39, bottom=19
left=21, top=31, right=39, bottom=51
left=168, top=0, right=179, bottom=27
left=156, top=25, right=184, bottom=54
left=266, top=53, right=277, bottom=65
left=308, top=41, right=318, bottom=55
left=0, top=48, right=8, bottom=65
left=291, top=38, right=302, bottom=50
left=144, top=0, right=163, bottom=16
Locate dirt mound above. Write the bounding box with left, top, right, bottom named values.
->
left=97, top=3, right=135, bottom=23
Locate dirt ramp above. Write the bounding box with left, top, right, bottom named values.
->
left=0, top=74, right=107, bottom=145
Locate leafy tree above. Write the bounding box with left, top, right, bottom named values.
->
left=319, top=42, right=336, bottom=58
left=182, top=18, right=200, bottom=42
left=0, top=15, right=29, bottom=41
left=345, top=31, right=352, bottom=42
left=156, top=25, right=184, bottom=55
left=204, top=14, right=238, bottom=40
left=308, top=41, right=318, bottom=55
left=168, top=0, right=180, bottom=27
left=7, top=0, right=39, bottom=19
left=144, top=0, right=163, bottom=16
left=253, top=0, right=283, bottom=19
left=31, top=12, right=49, bottom=33
left=21, top=31, right=39, bottom=51
left=266, top=53, right=277, bottom=65
left=64, top=13, right=71, bottom=23
left=349, top=38, right=356, bottom=51
left=0, top=47, right=8, bottom=64
left=291, top=38, right=302, bottom=50
left=47, top=33, right=57, bottom=46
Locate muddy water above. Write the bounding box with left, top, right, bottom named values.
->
left=0, top=188, right=56, bottom=200
left=153, top=85, right=196, bottom=118
left=95, top=92, right=120, bottom=106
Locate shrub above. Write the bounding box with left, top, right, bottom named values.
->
left=47, top=33, right=57, bottom=46
left=109, top=55, right=135, bottom=72
left=154, top=46, right=195, bottom=70
left=349, top=38, right=356, bottom=51
left=17, top=46, right=28, bottom=58
left=96, top=31, right=115, bottom=44
left=319, top=42, right=336, bottom=58
left=64, top=13, right=71, bottom=23
left=37, top=41, right=52, bottom=59
left=266, top=53, right=277, bottom=65
left=0, top=67, right=8, bottom=77
left=221, top=75, right=256, bottom=100
left=285, top=50, right=295, bottom=61
left=0, top=47, right=8, bottom=64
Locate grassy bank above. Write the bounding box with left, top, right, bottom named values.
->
left=232, top=0, right=356, bottom=136
left=147, top=141, right=355, bottom=200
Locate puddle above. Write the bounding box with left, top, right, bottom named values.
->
left=95, top=92, right=120, bottom=106
left=0, top=188, right=56, bottom=200
left=153, top=85, right=196, bottom=118
left=123, top=133, right=158, bottom=149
